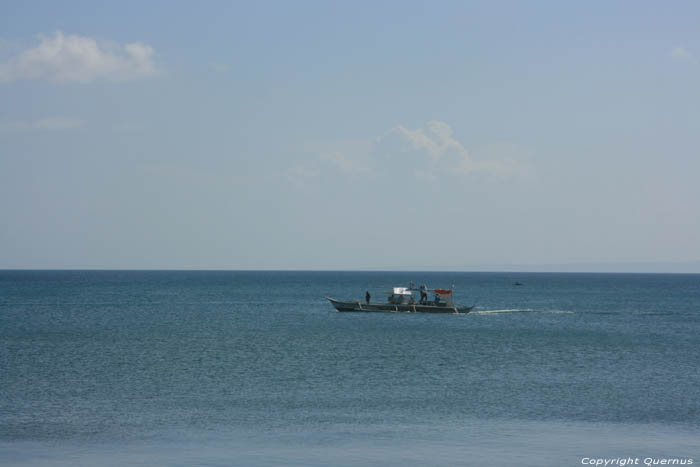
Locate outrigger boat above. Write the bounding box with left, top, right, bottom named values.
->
left=326, top=284, right=475, bottom=314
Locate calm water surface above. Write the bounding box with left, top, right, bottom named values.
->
left=1, top=271, right=699, bottom=466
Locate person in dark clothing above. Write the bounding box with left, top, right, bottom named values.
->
left=365, top=291, right=371, bottom=304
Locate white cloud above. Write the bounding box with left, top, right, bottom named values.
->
left=0, top=116, right=86, bottom=131
left=319, top=143, right=375, bottom=173
left=670, top=46, right=696, bottom=63
left=287, top=121, right=526, bottom=187
left=376, top=120, right=523, bottom=179
left=0, top=31, right=158, bottom=84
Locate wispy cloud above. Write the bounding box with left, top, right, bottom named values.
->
left=0, top=116, right=85, bottom=131
left=288, top=121, right=527, bottom=187
left=318, top=141, right=374, bottom=173
left=320, top=151, right=364, bottom=172
left=376, top=120, right=523, bottom=180
left=0, top=31, right=158, bottom=84
left=670, top=46, right=697, bottom=63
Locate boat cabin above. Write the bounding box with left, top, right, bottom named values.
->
left=388, top=287, right=415, bottom=304
left=433, top=288, right=454, bottom=306
left=388, top=285, right=455, bottom=306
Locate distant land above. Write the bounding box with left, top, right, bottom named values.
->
left=455, top=261, right=700, bottom=274
left=346, top=262, right=700, bottom=274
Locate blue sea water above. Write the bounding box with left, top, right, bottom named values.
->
left=1, top=270, right=699, bottom=466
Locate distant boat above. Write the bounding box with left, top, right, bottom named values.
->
left=326, top=284, right=475, bottom=314
left=513, top=282, right=524, bottom=286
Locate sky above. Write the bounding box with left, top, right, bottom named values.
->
left=1, top=1, right=699, bottom=271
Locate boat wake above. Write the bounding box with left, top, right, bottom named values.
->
left=470, top=308, right=574, bottom=314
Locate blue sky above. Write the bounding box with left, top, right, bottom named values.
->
left=1, top=1, right=699, bottom=270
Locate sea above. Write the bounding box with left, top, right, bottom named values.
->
left=1, top=270, right=699, bottom=466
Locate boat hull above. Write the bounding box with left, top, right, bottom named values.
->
left=326, top=297, right=472, bottom=314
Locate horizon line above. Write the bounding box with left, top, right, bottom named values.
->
left=2, top=266, right=700, bottom=274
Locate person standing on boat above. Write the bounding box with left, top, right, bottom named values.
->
left=419, top=284, right=427, bottom=304
left=365, top=291, right=371, bottom=304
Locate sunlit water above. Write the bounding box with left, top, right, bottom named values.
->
left=1, top=271, right=699, bottom=466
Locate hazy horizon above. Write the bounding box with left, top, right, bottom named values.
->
left=3, top=260, right=700, bottom=274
